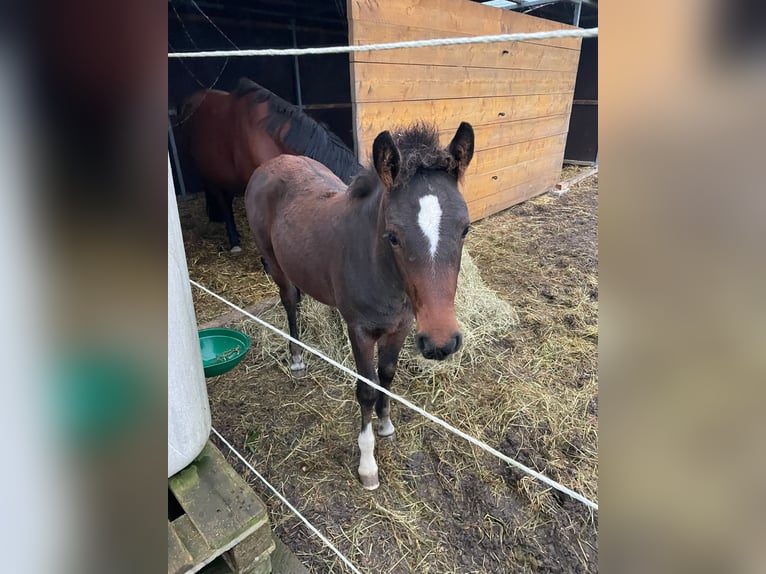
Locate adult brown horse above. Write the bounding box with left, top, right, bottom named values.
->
left=245, top=122, right=474, bottom=489
left=179, top=78, right=361, bottom=253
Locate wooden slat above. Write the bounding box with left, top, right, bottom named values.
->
left=467, top=172, right=559, bottom=221
left=349, top=21, right=582, bottom=71
left=353, top=63, right=576, bottom=103
left=172, top=515, right=210, bottom=567
left=168, top=521, right=195, bottom=574
left=462, top=152, right=563, bottom=205
left=468, top=133, right=567, bottom=176
left=454, top=115, right=570, bottom=151
left=355, top=93, right=574, bottom=153
left=349, top=0, right=581, bottom=50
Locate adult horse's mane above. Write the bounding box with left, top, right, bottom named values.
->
left=348, top=122, right=460, bottom=199
left=233, top=78, right=361, bottom=183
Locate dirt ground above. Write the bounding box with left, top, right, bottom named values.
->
left=179, top=166, right=598, bottom=573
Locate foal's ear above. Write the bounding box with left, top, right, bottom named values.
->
left=448, top=122, right=475, bottom=180
left=372, top=130, right=401, bottom=189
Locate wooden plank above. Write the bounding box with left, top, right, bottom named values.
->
left=223, top=526, right=275, bottom=574
left=169, top=521, right=195, bottom=574
left=554, top=166, right=598, bottom=193
left=349, top=0, right=581, bottom=50
left=357, top=115, right=570, bottom=157
left=467, top=172, right=559, bottom=221
left=353, top=63, right=576, bottom=103
left=468, top=133, right=567, bottom=176
left=169, top=441, right=269, bottom=551
left=452, top=114, right=570, bottom=151
left=348, top=17, right=364, bottom=161
left=355, top=94, right=574, bottom=156
left=198, top=297, right=279, bottom=330
left=462, top=152, right=564, bottom=204
left=349, top=21, right=582, bottom=71
left=172, top=515, right=210, bottom=567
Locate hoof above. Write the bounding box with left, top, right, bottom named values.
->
left=230, top=245, right=242, bottom=255
left=359, top=474, right=379, bottom=490
left=378, top=420, right=396, bottom=438
left=290, top=360, right=306, bottom=372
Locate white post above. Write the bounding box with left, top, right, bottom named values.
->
left=168, top=154, right=211, bottom=477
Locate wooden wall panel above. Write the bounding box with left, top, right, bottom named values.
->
left=348, top=0, right=581, bottom=221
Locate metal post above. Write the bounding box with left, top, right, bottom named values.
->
left=573, top=0, right=582, bottom=26
left=290, top=19, right=303, bottom=111
left=168, top=112, right=188, bottom=198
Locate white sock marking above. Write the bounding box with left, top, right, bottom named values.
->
left=358, top=423, right=378, bottom=480
left=418, top=194, right=442, bottom=260
left=290, top=353, right=305, bottom=371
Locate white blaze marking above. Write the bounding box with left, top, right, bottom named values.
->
left=418, top=194, right=442, bottom=260
left=358, top=423, right=378, bottom=480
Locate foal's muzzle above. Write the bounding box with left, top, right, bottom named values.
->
left=415, top=332, right=463, bottom=361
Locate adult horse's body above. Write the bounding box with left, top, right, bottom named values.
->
left=245, top=122, right=475, bottom=489
left=179, top=78, right=361, bottom=253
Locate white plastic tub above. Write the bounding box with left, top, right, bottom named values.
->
left=167, top=156, right=211, bottom=477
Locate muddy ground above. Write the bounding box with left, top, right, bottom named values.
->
left=178, top=166, right=598, bottom=573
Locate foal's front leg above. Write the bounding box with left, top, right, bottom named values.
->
left=348, top=326, right=380, bottom=490
left=376, top=318, right=413, bottom=438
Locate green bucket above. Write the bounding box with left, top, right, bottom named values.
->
left=198, top=328, right=251, bottom=377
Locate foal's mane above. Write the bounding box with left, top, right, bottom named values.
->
left=233, top=78, right=362, bottom=184
left=348, top=122, right=457, bottom=199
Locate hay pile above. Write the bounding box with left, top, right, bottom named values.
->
left=236, top=249, right=518, bottom=384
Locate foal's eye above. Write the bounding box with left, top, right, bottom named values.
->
left=461, top=225, right=471, bottom=238
left=386, top=232, right=400, bottom=246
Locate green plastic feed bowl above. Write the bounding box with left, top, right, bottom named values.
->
left=198, top=328, right=251, bottom=377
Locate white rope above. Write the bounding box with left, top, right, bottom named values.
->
left=169, top=27, right=597, bottom=59
left=211, top=427, right=363, bottom=574
left=192, top=280, right=598, bottom=511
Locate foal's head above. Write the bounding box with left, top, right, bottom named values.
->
left=373, top=122, right=474, bottom=360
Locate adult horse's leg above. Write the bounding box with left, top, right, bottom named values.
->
left=375, top=318, right=413, bottom=438
left=221, top=191, right=241, bottom=254
left=348, top=326, right=381, bottom=490
left=207, top=185, right=241, bottom=254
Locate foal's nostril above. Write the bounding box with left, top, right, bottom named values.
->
left=415, top=333, right=427, bottom=353
left=453, top=333, right=463, bottom=353
left=417, top=333, right=462, bottom=360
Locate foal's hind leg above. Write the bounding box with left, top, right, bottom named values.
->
left=376, top=318, right=413, bottom=438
